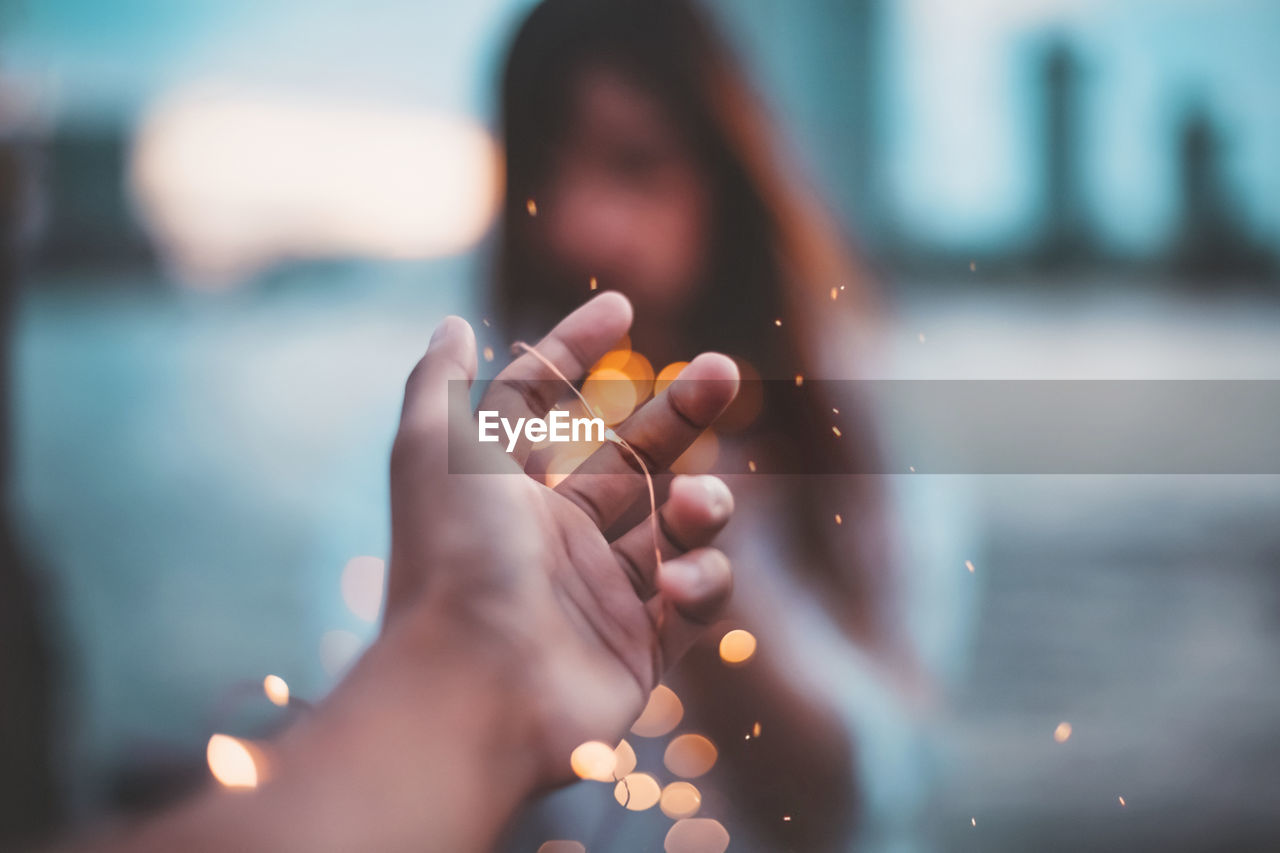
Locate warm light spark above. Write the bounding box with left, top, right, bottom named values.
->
left=613, top=739, right=637, bottom=778
left=783, top=815, right=792, bottom=822
left=794, top=374, right=804, bottom=387
left=752, top=721, right=761, bottom=737
left=589, top=276, right=598, bottom=291
left=263, top=674, right=289, bottom=707
left=773, top=318, right=782, bottom=327
left=665, top=734, right=718, bottom=778
left=655, top=361, right=690, bottom=395
left=536, top=842, right=586, bottom=853
left=909, top=466, right=916, bottom=473
left=614, top=772, right=661, bottom=810
left=660, top=781, right=703, bottom=819
left=719, top=629, right=757, bottom=664
left=832, top=407, right=839, bottom=414
left=830, top=287, right=838, bottom=300
left=571, top=741, right=617, bottom=782
left=971, top=817, right=977, bottom=827
left=747, top=460, right=757, bottom=473
left=965, top=560, right=975, bottom=573
left=482, top=346, right=495, bottom=363
left=832, top=426, right=842, bottom=437
left=631, top=685, right=684, bottom=737
left=1054, top=721, right=1073, bottom=743
left=526, top=198, right=538, bottom=216
left=1118, top=796, right=1126, bottom=807
left=207, top=734, right=259, bottom=788
left=664, top=818, right=730, bottom=853
left=835, top=513, right=843, bottom=525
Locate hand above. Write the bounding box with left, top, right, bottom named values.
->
left=71, top=293, right=739, bottom=853
left=382, top=291, right=739, bottom=785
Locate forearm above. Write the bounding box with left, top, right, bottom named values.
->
left=72, top=619, right=538, bottom=853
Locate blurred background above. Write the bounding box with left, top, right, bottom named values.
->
left=1, top=0, right=1278, bottom=850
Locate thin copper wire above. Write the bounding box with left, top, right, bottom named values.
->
left=512, top=341, right=663, bottom=578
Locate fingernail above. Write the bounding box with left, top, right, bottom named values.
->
left=698, top=475, right=733, bottom=518
left=428, top=319, right=450, bottom=348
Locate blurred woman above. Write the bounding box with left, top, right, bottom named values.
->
left=492, top=0, right=921, bottom=849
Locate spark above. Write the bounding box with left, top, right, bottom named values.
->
left=830, top=287, right=838, bottom=301
left=908, top=466, right=916, bottom=473
left=589, top=276, right=598, bottom=291
left=840, top=284, right=846, bottom=291
left=971, top=817, right=976, bottom=827
left=832, top=407, right=839, bottom=414
left=831, top=426, right=842, bottom=437
left=774, top=318, right=782, bottom=327
left=207, top=734, right=260, bottom=789
left=1118, top=796, right=1126, bottom=807
left=1054, top=721, right=1072, bottom=743
left=783, top=815, right=791, bottom=822
left=794, top=374, right=804, bottom=387
left=719, top=629, right=757, bottom=664
left=526, top=198, right=538, bottom=216
left=263, top=674, right=289, bottom=707
left=965, top=560, right=975, bottom=573
left=481, top=317, right=491, bottom=327
left=482, top=346, right=494, bottom=363
left=835, top=513, right=843, bottom=525
left=752, top=721, right=761, bottom=737
left=570, top=741, right=617, bottom=782
left=747, top=460, right=757, bottom=472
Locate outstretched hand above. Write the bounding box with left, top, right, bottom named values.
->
left=384, top=291, right=739, bottom=785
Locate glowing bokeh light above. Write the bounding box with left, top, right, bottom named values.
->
left=570, top=741, right=617, bottom=782
left=613, top=739, right=637, bottom=778
left=660, top=781, right=702, bottom=819
left=592, top=340, right=632, bottom=372
left=719, top=629, right=757, bottom=664
left=207, top=734, right=259, bottom=789
left=664, top=818, right=730, bottom=853
left=536, top=843, right=585, bottom=853
left=655, top=361, right=689, bottom=394
left=582, top=367, right=639, bottom=425
left=1054, top=721, right=1073, bottom=743
left=340, top=556, right=386, bottom=623
left=263, top=674, right=289, bottom=708
left=631, top=684, right=684, bottom=737
left=614, top=772, right=662, bottom=811
left=664, top=734, right=718, bottom=778
left=618, top=351, right=655, bottom=400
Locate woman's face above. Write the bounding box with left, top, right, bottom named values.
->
left=537, top=66, right=712, bottom=315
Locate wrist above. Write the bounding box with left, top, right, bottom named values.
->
left=262, top=616, right=540, bottom=851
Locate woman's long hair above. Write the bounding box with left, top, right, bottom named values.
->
left=495, top=0, right=903, bottom=660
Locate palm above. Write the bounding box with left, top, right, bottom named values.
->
left=386, top=294, right=737, bottom=783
